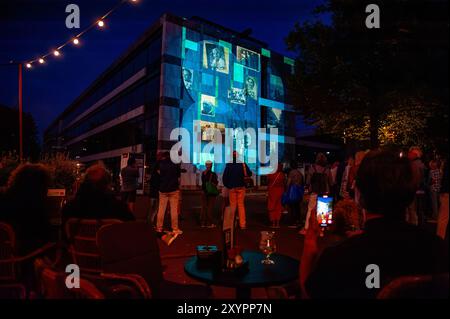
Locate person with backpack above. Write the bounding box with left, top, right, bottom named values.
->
left=200, top=160, right=219, bottom=228
left=300, top=153, right=332, bottom=235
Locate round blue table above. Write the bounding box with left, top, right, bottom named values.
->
left=184, top=250, right=299, bottom=299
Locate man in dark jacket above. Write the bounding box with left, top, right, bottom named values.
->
left=120, top=156, right=140, bottom=213
left=155, top=152, right=182, bottom=234
left=222, top=151, right=252, bottom=229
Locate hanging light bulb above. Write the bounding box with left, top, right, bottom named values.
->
left=53, top=50, right=60, bottom=56
left=73, top=38, right=80, bottom=45
left=39, top=58, right=45, bottom=64
left=26, top=63, right=32, bottom=68
left=97, top=20, right=105, bottom=28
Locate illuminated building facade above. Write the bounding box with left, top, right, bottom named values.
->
left=44, top=14, right=298, bottom=187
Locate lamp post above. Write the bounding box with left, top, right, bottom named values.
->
left=18, top=62, right=23, bottom=162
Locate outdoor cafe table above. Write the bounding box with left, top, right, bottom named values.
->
left=184, top=250, right=299, bottom=299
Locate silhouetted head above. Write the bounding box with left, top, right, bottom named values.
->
left=356, top=149, right=416, bottom=220
left=408, top=146, right=422, bottom=161
left=429, top=160, right=439, bottom=170
left=7, top=163, right=51, bottom=201
left=81, top=164, right=111, bottom=194
left=315, top=153, right=327, bottom=167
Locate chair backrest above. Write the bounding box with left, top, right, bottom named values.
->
left=0, top=222, right=17, bottom=281
left=65, top=218, right=123, bottom=273
left=40, top=268, right=104, bottom=299
left=377, top=273, right=449, bottom=299
left=0, top=283, right=26, bottom=299
left=96, top=222, right=164, bottom=296
left=34, top=257, right=104, bottom=299
left=83, top=273, right=152, bottom=299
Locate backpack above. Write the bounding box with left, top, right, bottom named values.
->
left=310, top=165, right=329, bottom=194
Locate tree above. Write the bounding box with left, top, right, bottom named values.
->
left=0, top=104, right=40, bottom=160
left=286, top=0, right=448, bottom=151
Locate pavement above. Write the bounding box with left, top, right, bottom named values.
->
left=132, top=190, right=304, bottom=299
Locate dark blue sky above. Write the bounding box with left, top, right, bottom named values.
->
left=0, top=0, right=328, bottom=139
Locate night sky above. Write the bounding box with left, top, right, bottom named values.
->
left=0, top=0, right=328, bottom=140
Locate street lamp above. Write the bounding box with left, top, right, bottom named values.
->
left=19, top=63, right=23, bottom=161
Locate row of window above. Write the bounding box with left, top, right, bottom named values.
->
left=61, top=31, right=162, bottom=129
left=68, top=116, right=148, bottom=159
left=62, top=75, right=160, bottom=142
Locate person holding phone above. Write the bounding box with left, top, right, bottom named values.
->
left=300, top=149, right=448, bottom=299
left=299, top=153, right=332, bottom=235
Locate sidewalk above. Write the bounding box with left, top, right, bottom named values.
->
left=132, top=191, right=303, bottom=299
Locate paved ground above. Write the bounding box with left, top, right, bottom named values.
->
left=132, top=191, right=304, bottom=299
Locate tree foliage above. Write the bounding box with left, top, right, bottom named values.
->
left=0, top=104, right=40, bottom=160
left=286, top=0, right=448, bottom=151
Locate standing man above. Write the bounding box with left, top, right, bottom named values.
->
left=120, top=156, right=139, bottom=214
left=222, top=151, right=252, bottom=230
left=147, top=162, right=160, bottom=225
left=155, top=152, right=183, bottom=235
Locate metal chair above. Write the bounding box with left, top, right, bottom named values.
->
left=34, top=258, right=104, bottom=299
left=65, top=218, right=123, bottom=274
left=84, top=273, right=152, bottom=299
left=97, top=222, right=212, bottom=299
left=1, top=222, right=56, bottom=298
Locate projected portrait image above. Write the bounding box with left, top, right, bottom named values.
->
left=270, top=75, right=284, bottom=101
left=201, top=94, right=216, bottom=117
left=182, top=68, right=193, bottom=90
left=244, top=76, right=257, bottom=100
left=203, top=42, right=229, bottom=74
left=200, top=121, right=225, bottom=141
left=228, top=88, right=246, bottom=105
left=267, top=107, right=283, bottom=127
left=237, top=46, right=260, bottom=71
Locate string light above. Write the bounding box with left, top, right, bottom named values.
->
left=11, top=0, right=137, bottom=69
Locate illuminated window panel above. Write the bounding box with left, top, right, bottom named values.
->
left=261, top=48, right=271, bottom=58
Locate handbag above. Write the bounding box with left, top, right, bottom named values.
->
left=242, top=163, right=254, bottom=189
left=282, top=184, right=304, bottom=205
left=205, top=172, right=220, bottom=196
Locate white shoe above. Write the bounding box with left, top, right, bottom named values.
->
left=172, top=229, right=183, bottom=235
